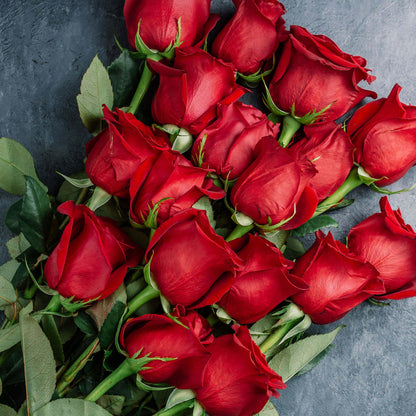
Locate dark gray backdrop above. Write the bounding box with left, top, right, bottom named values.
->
left=1, top=1, right=416, bottom=415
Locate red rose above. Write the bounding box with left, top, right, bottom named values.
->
left=291, top=231, right=384, bottom=324
left=195, top=325, right=285, bottom=416
left=124, top=0, right=219, bottom=52
left=129, top=150, right=225, bottom=226
left=211, top=0, right=287, bottom=74
left=230, top=137, right=318, bottom=230
left=290, top=122, right=354, bottom=201
left=145, top=209, right=242, bottom=308
left=44, top=201, right=142, bottom=301
left=347, top=84, right=416, bottom=186
left=348, top=197, right=416, bottom=300
left=218, top=234, right=307, bottom=324
left=120, top=313, right=211, bottom=389
left=269, top=25, right=376, bottom=121
left=191, top=102, right=279, bottom=180
left=148, top=47, right=246, bottom=135
left=85, top=106, right=170, bottom=198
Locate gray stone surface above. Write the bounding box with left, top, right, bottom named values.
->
left=1, top=1, right=416, bottom=415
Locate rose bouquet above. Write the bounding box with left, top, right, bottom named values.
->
left=1, top=1, right=416, bottom=416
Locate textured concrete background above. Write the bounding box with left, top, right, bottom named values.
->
left=1, top=1, right=416, bottom=415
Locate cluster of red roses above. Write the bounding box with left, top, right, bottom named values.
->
left=38, top=0, right=416, bottom=415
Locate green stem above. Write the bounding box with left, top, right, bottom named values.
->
left=225, top=224, right=254, bottom=242
left=125, top=285, right=159, bottom=319
left=57, top=338, right=100, bottom=396
left=312, top=166, right=363, bottom=218
left=128, top=54, right=163, bottom=115
left=259, top=323, right=292, bottom=354
left=279, top=115, right=302, bottom=148
left=85, top=358, right=137, bottom=402
left=154, top=400, right=195, bottom=416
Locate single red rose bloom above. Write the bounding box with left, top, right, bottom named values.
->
left=120, top=313, right=211, bottom=389
left=148, top=47, right=246, bottom=135
left=44, top=201, right=142, bottom=301
left=145, top=209, right=242, bottom=308
left=269, top=25, right=376, bottom=121
left=291, top=231, right=384, bottom=324
left=211, top=0, right=287, bottom=74
left=348, top=197, right=416, bottom=300
left=85, top=106, right=170, bottom=198
left=191, top=101, right=280, bottom=180
left=347, top=84, right=416, bottom=186
left=195, top=325, right=285, bottom=416
left=230, top=137, right=319, bottom=230
left=129, top=150, right=225, bottom=226
left=218, top=234, right=307, bottom=324
left=290, top=122, right=354, bottom=201
left=124, top=0, right=219, bottom=52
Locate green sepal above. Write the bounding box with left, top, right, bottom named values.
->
left=238, top=56, right=275, bottom=88
left=136, top=198, right=172, bottom=229
left=357, top=165, right=379, bottom=186
left=370, top=181, right=416, bottom=195
left=291, top=101, right=333, bottom=125
left=135, top=374, right=173, bottom=392
left=59, top=295, right=99, bottom=314
left=211, top=304, right=234, bottom=324
left=262, top=78, right=289, bottom=116
left=193, top=134, right=208, bottom=167
left=87, top=186, right=112, bottom=212
left=159, top=18, right=183, bottom=60
left=135, top=19, right=158, bottom=57
left=57, top=172, right=93, bottom=189
left=368, top=298, right=390, bottom=307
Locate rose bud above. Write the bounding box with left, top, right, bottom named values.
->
left=218, top=234, right=307, bottom=324
left=230, top=137, right=319, bottom=230
left=348, top=197, right=416, bottom=300
left=269, top=25, right=376, bottom=122
left=148, top=47, right=247, bottom=135
left=145, top=209, right=243, bottom=308
left=291, top=231, right=384, bottom=324
left=85, top=106, right=170, bottom=198
left=290, top=122, right=354, bottom=201
left=124, top=0, right=219, bottom=53
left=129, top=150, right=225, bottom=226
left=191, top=101, right=279, bottom=180
left=120, top=313, right=211, bottom=389
left=347, top=84, right=416, bottom=186
left=211, top=0, right=287, bottom=75
left=44, top=201, right=142, bottom=301
left=195, top=325, right=286, bottom=416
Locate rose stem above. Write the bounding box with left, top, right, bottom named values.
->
left=43, top=294, right=62, bottom=313
left=153, top=400, right=195, bottom=416
left=278, top=115, right=302, bottom=148
left=259, top=322, right=294, bottom=354
left=125, top=284, right=159, bottom=319
left=56, top=338, right=100, bottom=396
left=225, top=224, right=254, bottom=242
left=84, top=358, right=138, bottom=402
left=56, top=286, right=158, bottom=396
left=312, top=166, right=363, bottom=218
left=127, top=54, right=163, bottom=115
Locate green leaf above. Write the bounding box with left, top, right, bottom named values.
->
left=108, top=50, right=141, bottom=108
left=0, top=404, right=17, bottom=416
left=257, top=400, right=280, bottom=416
left=6, top=234, right=31, bottom=259
left=19, top=176, right=53, bottom=253
left=283, top=237, right=306, bottom=260
left=262, top=230, right=289, bottom=250
left=20, top=310, right=56, bottom=414
left=0, top=274, right=17, bottom=307
left=41, top=315, right=65, bottom=364
left=76, top=55, right=114, bottom=134
left=96, top=395, right=125, bottom=416
left=291, top=215, right=338, bottom=238
left=74, top=311, right=98, bottom=336
left=0, top=323, right=21, bottom=353
left=57, top=172, right=93, bottom=189
left=0, top=259, right=20, bottom=282
left=0, top=137, right=47, bottom=195
left=294, top=344, right=335, bottom=377
left=268, top=326, right=343, bottom=382
left=250, top=314, right=276, bottom=346
left=99, top=301, right=127, bottom=350
left=5, top=199, right=23, bottom=234
left=33, top=399, right=113, bottom=416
